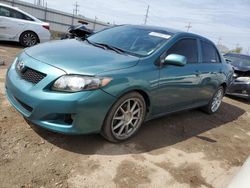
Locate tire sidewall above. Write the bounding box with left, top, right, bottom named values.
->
left=102, top=92, right=146, bottom=142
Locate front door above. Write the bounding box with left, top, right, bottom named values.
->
left=154, top=38, right=202, bottom=115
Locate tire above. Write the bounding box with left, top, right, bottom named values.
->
left=20, top=31, right=39, bottom=47
left=101, top=92, right=146, bottom=142
left=202, top=86, right=224, bottom=114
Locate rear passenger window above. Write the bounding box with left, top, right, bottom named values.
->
left=0, top=6, right=33, bottom=21
left=166, top=39, right=198, bottom=64
left=0, top=6, right=11, bottom=17
left=201, top=41, right=221, bottom=63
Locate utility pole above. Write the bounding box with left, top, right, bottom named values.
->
left=185, top=22, right=192, bottom=32
left=93, top=16, right=98, bottom=30
left=217, top=37, right=222, bottom=46
left=72, top=2, right=79, bottom=25
left=73, top=1, right=80, bottom=15
left=236, top=43, right=239, bottom=48
left=44, top=2, right=47, bottom=21
left=144, top=5, right=149, bottom=25
left=37, top=0, right=41, bottom=6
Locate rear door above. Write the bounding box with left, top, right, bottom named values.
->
left=154, top=38, right=202, bottom=115
left=0, top=6, right=28, bottom=40
left=198, top=40, right=223, bottom=101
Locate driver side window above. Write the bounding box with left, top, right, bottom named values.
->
left=166, top=39, right=198, bottom=64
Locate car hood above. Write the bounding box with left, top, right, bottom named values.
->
left=231, top=62, right=250, bottom=72
left=24, top=39, right=139, bottom=75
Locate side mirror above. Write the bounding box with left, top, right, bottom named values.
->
left=225, top=58, right=232, bottom=63
left=164, top=54, right=187, bottom=66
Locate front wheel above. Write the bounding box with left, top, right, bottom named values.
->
left=202, top=86, right=224, bottom=114
left=101, top=92, right=146, bottom=142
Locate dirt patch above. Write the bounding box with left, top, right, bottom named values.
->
left=113, top=160, right=151, bottom=188
left=156, top=162, right=212, bottom=188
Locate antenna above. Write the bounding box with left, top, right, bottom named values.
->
left=185, top=22, right=192, bottom=32
left=144, top=5, right=150, bottom=25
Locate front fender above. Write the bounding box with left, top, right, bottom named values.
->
left=98, top=62, right=159, bottom=117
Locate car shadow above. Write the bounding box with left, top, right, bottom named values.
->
left=226, top=95, right=250, bottom=104
left=0, top=41, right=24, bottom=48
left=30, top=101, right=245, bottom=155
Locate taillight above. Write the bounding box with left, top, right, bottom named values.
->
left=42, top=24, right=50, bottom=30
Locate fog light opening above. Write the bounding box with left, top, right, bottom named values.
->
left=64, top=114, right=74, bottom=124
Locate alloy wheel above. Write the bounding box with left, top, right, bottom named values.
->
left=211, top=88, right=224, bottom=112
left=22, top=33, right=37, bottom=47
left=111, top=98, right=143, bottom=139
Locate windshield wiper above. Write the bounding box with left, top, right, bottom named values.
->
left=85, top=39, right=106, bottom=50
left=85, top=40, right=139, bottom=56
left=94, top=43, right=126, bottom=54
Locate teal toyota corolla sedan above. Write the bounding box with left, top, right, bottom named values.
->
left=5, top=25, right=233, bottom=142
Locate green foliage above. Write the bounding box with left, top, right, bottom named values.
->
left=228, top=47, right=243, bottom=54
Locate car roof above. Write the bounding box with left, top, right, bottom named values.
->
left=0, top=3, right=20, bottom=10
left=0, top=3, right=42, bottom=23
left=128, top=24, right=182, bottom=35
left=224, top=53, right=250, bottom=60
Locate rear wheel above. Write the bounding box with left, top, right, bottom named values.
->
left=20, top=31, right=39, bottom=47
left=101, top=92, right=146, bottom=142
left=202, top=86, right=224, bottom=114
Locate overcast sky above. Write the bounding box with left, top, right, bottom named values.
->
left=23, top=0, right=250, bottom=53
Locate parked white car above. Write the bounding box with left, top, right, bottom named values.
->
left=0, top=3, right=50, bottom=47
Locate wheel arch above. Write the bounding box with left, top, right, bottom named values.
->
left=220, top=82, right=227, bottom=93
left=115, top=88, right=151, bottom=114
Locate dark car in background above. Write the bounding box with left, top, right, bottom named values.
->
left=224, top=53, right=250, bottom=99
left=61, top=21, right=94, bottom=40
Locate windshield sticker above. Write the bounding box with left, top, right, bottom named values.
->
left=149, top=32, right=171, bottom=39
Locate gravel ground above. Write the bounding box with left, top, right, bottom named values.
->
left=0, top=42, right=250, bottom=188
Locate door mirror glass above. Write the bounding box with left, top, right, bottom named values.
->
left=164, top=54, right=187, bottom=66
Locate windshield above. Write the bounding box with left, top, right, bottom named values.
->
left=225, top=54, right=250, bottom=66
left=87, top=25, right=172, bottom=56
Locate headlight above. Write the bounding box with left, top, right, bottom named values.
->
left=235, top=77, right=250, bottom=83
left=233, top=73, right=238, bottom=78
left=52, top=75, right=112, bottom=92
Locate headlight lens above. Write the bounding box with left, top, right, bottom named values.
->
left=233, top=73, right=238, bottom=78
left=235, top=77, right=250, bottom=83
left=52, top=75, right=112, bottom=92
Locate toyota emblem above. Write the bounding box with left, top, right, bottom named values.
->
left=16, top=60, right=26, bottom=73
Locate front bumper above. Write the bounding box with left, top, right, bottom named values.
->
left=227, top=80, right=250, bottom=99
left=5, top=54, right=116, bottom=134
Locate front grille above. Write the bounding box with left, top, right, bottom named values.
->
left=16, top=67, right=46, bottom=84
left=234, top=70, right=250, bottom=77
